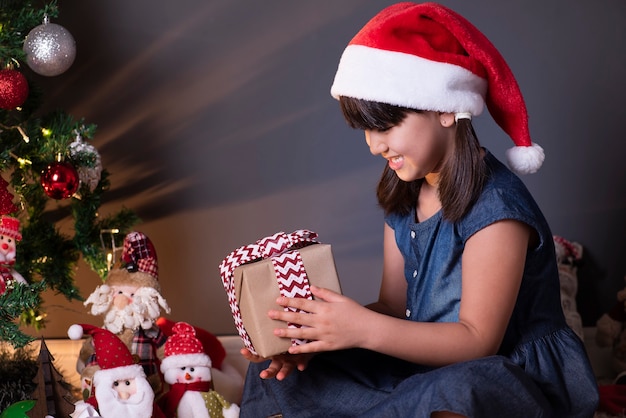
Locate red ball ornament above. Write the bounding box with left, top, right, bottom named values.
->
left=40, top=161, right=79, bottom=199
left=0, top=69, right=29, bottom=109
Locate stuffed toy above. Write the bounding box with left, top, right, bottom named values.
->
left=159, top=322, right=240, bottom=418
left=0, top=215, right=27, bottom=295
left=68, top=324, right=166, bottom=418
left=596, top=276, right=626, bottom=376
left=553, top=235, right=584, bottom=340
left=78, top=231, right=171, bottom=400
left=157, top=317, right=244, bottom=404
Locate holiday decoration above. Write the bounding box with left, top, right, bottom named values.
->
left=28, top=338, right=76, bottom=418
left=79, top=232, right=170, bottom=400
left=0, top=215, right=27, bottom=295
left=69, top=132, right=103, bottom=193
left=219, top=230, right=342, bottom=358
left=159, top=322, right=240, bottom=418
left=0, top=69, right=29, bottom=110
left=0, top=176, right=18, bottom=215
left=0, top=400, right=35, bottom=418
left=68, top=324, right=166, bottom=418
left=1, top=0, right=140, bottom=349
left=40, top=160, right=79, bottom=199
left=157, top=317, right=245, bottom=405
left=23, top=15, right=76, bottom=77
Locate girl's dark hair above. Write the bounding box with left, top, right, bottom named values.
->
left=339, top=96, right=486, bottom=222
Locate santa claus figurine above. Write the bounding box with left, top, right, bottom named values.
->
left=68, top=323, right=166, bottom=418
left=0, top=215, right=27, bottom=295
left=78, top=231, right=171, bottom=399
left=160, top=322, right=240, bottom=418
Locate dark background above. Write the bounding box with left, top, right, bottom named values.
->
left=24, top=0, right=626, bottom=337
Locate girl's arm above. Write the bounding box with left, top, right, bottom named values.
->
left=274, top=219, right=530, bottom=366
left=366, top=223, right=407, bottom=318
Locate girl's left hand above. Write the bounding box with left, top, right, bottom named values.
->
left=269, top=285, right=372, bottom=354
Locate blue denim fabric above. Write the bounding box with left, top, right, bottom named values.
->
left=240, top=152, right=599, bottom=417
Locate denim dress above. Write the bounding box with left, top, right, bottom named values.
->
left=241, top=152, right=599, bottom=417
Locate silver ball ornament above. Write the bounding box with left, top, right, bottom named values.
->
left=69, top=138, right=103, bottom=193
left=23, top=19, right=76, bottom=77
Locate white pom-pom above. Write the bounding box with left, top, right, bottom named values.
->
left=505, top=142, right=545, bottom=175
left=68, top=324, right=84, bottom=340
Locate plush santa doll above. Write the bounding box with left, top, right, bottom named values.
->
left=78, top=231, right=171, bottom=399
left=68, top=323, right=166, bottom=418
left=159, top=322, right=240, bottom=418
left=0, top=215, right=27, bottom=295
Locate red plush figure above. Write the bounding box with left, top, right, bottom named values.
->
left=68, top=324, right=166, bottom=418
left=159, top=322, right=239, bottom=418
left=79, top=232, right=171, bottom=399
left=0, top=215, right=27, bottom=294
left=157, top=317, right=244, bottom=404
left=157, top=317, right=226, bottom=370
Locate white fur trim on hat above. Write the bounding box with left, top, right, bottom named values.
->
left=93, top=364, right=145, bottom=387
left=505, top=143, right=545, bottom=175
left=68, top=324, right=85, bottom=340
left=331, top=45, right=487, bottom=115
left=160, top=353, right=211, bottom=373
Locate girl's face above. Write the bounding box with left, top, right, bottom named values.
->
left=365, top=111, right=454, bottom=182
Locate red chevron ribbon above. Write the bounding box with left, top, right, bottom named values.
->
left=219, top=230, right=318, bottom=355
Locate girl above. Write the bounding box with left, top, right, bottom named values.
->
left=240, top=3, right=599, bottom=417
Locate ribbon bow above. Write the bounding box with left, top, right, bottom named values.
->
left=219, top=230, right=318, bottom=354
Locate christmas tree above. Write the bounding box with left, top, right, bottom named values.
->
left=0, top=0, right=139, bottom=348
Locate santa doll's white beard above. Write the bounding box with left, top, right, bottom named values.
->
left=101, top=292, right=161, bottom=334
left=96, top=375, right=155, bottom=418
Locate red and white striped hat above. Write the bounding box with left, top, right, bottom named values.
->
left=330, top=2, right=544, bottom=175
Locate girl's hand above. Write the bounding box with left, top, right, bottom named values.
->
left=240, top=348, right=313, bottom=380
left=269, top=285, right=373, bottom=355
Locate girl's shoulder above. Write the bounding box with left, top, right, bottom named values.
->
left=460, top=151, right=547, bottom=240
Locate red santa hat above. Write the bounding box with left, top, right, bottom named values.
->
left=106, top=231, right=160, bottom=291
left=68, top=323, right=145, bottom=384
left=330, top=2, right=544, bottom=175
left=160, top=322, right=212, bottom=373
left=0, top=215, right=21, bottom=241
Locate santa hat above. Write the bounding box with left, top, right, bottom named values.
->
left=330, top=2, right=544, bottom=175
left=106, top=231, right=160, bottom=290
left=0, top=215, right=21, bottom=241
left=160, top=322, right=211, bottom=373
left=68, top=323, right=145, bottom=384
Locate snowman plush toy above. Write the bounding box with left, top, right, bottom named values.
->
left=160, top=322, right=239, bottom=418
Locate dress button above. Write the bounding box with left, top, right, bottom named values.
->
left=413, top=270, right=417, bottom=278
left=405, top=309, right=411, bottom=317
left=411, top=231, right=416, bottom=239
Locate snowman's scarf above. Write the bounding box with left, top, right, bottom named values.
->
left=162, top=381, right=212, bottom=417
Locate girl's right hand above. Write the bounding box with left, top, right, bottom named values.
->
left=240, top=348, right=313, bottom=380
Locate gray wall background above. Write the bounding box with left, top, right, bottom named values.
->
left=28, top=0, right=625, bottom=337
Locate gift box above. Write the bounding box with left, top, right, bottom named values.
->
left=219, top=230, right=342, bottom=358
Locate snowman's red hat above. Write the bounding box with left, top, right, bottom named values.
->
left=160, top=322, right=211, bottom=373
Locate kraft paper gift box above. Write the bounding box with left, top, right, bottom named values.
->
left=220, top=230, right=342, bottom=358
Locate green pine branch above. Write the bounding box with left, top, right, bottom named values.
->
left=0, top=1, right=140, bottom=347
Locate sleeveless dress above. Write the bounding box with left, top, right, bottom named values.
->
left=240, top=151, right=599, bottom=417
